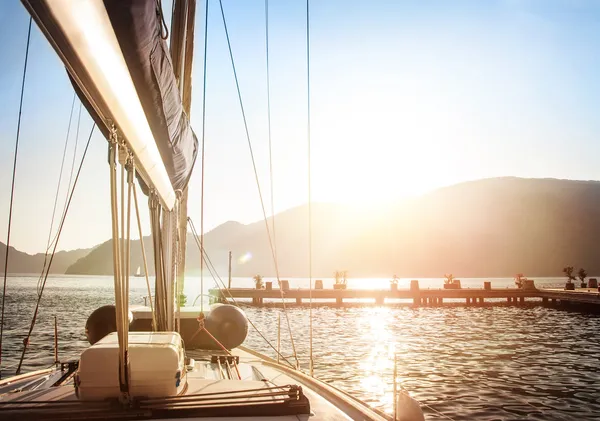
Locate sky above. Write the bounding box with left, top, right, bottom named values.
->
left=0, top=0, right=599, bottom=254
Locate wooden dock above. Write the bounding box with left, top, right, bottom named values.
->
left=209, top=287, right=600, bottom=309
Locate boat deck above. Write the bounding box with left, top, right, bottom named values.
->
left=0, top=348, right=397, bottom=420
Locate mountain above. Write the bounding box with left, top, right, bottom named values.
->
left=0, top=242, right=92, bottom=275
left=64, top=177, right=600, bottom=278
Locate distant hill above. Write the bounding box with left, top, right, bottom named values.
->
left=0, top=242, right=92, bottom=275
left=63, top=177, right=600, bottom=278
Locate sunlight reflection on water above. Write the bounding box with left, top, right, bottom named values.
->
left=1, top=276, right=599, bottom=420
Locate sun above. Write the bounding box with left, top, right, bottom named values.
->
left=309, top=85, right=458, bottom=204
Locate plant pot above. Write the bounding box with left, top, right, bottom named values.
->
left=391, top=283, right=398, bottom=291
left=522, top=279, right=535, bottom=290
left=333, top=284, right=347, bottom=290
left=265, top=282, right=272, bottom=291
left=580, top=283, right=587, bottom=289
left=589, top=278, right=598, bottom=288
left=565, top=282, right=575, bottom=291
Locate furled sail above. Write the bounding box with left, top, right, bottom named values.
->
left=104, top=0, right=198, bottom=194
left=21, top=0, right=198, bottom=209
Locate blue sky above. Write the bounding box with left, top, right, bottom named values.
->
left=0, top=0, right=599, bottom=254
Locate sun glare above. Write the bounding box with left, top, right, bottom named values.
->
left=313, top=88, right=454, bottom=204
left=238, top=252, right=252, bottom=264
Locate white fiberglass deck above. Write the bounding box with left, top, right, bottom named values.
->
left=0, top=347, right=418, bottom=420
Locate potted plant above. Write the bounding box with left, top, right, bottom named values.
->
left=578, top=268, right=587, bottom=288
left=563, top=266, right=575, bottom=290
left=253, top=274, right=264, bottom=289
left=390, top=274, right=399, bottom=291
left=515, top=273, right=524, bottom=289
left=333, top=270, right=347, bottom=290
left=443, top=273, right=461, bottom=289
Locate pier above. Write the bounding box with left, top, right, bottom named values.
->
left=209, top=286, right=600, bottom=309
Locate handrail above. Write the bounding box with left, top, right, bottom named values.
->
left=0, top=368, right=54, bottom=387
left=239, top=346, right=389, bottom=421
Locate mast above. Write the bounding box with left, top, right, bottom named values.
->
left=169, top=0, right=197, bottom=311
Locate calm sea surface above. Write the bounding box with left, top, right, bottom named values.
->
left=1, top=275, right=599, bottom=420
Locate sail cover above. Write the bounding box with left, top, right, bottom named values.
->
left=21, top=0, right=197, bottom=196
left=103, top=0, right=198, bottom=193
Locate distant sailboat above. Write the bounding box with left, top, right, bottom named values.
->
left=134, top=266, right=143, bottom=277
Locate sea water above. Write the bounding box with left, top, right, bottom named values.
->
left=1, top=275, right=599, bottom=420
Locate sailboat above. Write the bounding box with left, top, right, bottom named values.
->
left=0, top=1, right=424, bottom=420
left=134, top=266, right=143, bottom=278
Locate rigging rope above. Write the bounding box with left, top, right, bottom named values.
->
left=217, top=0, right=300, bottom=370
left=37, top=98, right=82, bottom=297
left=132, top=183, right=156, bottom=330
left=264, top=1, right=291, bottom=372
left=63, top=102, right=82, bottom=215
left=108, top=132, right=133, bottom=395
left=191, top=245, right=221, bottom=305
left=149, top=195, right=164, bottom=328
left=15, top=123, right=96, bottom=375
left=156, top=0, right=170, bottom=40
left=265, top=0, right=277, bottom=277
left=41, top=95, right=76, bottom=262
left=0, top=16, right=32, bottom=376
left=187, top=218, right=298, bottom=370
left=199, top=0, right=209, bottom=314
left=306, top=0, right=314, bottom=378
